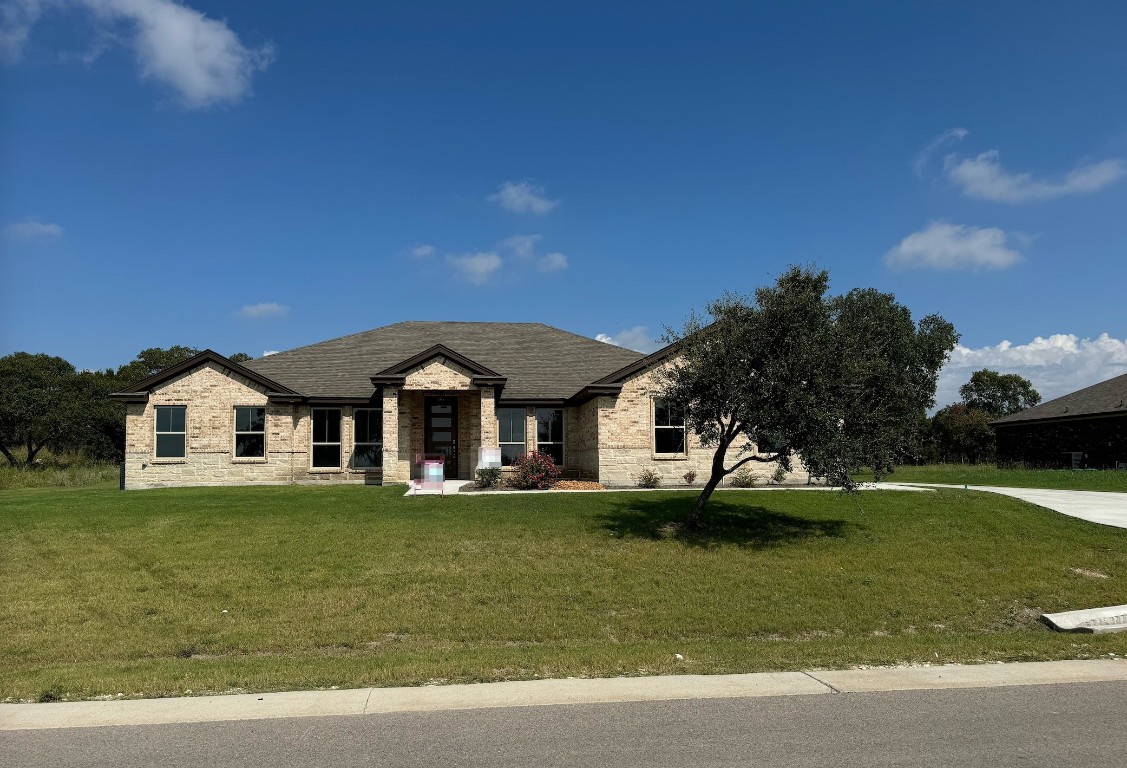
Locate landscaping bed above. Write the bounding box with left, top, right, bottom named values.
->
left=2, top=484, right=1126, bottom=702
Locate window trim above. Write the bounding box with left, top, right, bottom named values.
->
left=497, top=407, right=526, bottom=466
left=311, top=407, right=343, bottom=471
left=535, top=407, right=565, bottom=467
left=653, top=398, right=687, bottom=458
left=233, top=405, right=267, bottom=461
left=352, top=407, right=383, bottom=470
left=153, top=404, right=187, bottom=461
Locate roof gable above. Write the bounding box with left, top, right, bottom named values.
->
left=109, top=350, right=301, bottom=403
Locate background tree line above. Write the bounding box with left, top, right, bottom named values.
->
left=910, top=369, right=1041, bottom=465
left=0, top=347, right=249, bottom=467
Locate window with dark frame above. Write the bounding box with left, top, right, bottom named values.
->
left=353, top=408, right=383, bottom=468
left=234, top=406, right=266, bottom=458
left=312, top=408, right=342, bottom=469
left=653, top=399, right=686, bottom=454
left=154, top=405, right=187, bottom=458
left=535, top=408, right=564, bottom=466
left=497, top=408, right=526, bottom=466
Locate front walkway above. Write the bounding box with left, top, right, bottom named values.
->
left=896, top=484, right=1127, bottom=530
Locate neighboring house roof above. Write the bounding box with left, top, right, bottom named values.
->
left=242, top=321, right=646, bottom=401
left=993, top=372, right=1127, bottom=426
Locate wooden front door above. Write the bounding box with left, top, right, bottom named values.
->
left=424, top=396, right=458, bottom=478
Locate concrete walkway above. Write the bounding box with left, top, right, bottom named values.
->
left=893, top=484, right=1127, bottom=530
left=2, top=660, right=1125, bottom=731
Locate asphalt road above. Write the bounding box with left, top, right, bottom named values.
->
left=5, top=681, right=1126, bottom=768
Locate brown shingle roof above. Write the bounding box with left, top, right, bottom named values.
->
left=242, top=321, right=645, bottom=400
left=993, top=371, right=1127, bottom=425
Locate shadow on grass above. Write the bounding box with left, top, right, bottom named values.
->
left=597, top=495, right=855, bottom=549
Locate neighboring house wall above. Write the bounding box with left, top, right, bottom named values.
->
left=996, top=415, right=1127, bottom=469
left=594, top=364, right=790, bottom=487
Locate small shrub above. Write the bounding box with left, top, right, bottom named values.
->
left=474, top=467, right=502, bottom=489
left=636, top=468, right=661, bottom=488
left=771, top=464, right=789, bottom=484
left=508, top=451, right=561, bottom=490
left=729, top=468, right=756, bottom=488
left=682, top=470, right=696, bottom=486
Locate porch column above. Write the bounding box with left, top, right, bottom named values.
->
left=381, top=386, right=401, bottom=482
left=480, top=387, right=497, bottom=445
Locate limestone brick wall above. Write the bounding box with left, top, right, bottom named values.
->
left=403, top=358, right=473, bottom=390
left=123, top=362, right=381, bottom=489
left=595, top=362, right=795, bottom=487
left=574, top=399, right=600, bottom=478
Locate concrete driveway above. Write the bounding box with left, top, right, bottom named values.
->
left=895, top=484, right=1127, bottom=530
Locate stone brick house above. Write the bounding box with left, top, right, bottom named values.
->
left=111, top=321, right=782, bottom=489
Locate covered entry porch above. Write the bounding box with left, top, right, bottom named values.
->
left=374, top=345, right=502, bottom=483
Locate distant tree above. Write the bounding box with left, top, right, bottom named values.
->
left=229, top=352, right=252, bottom=364
left=114, top=346, right=201, bottom=387
left=0, top=353, right=87, bottom=466
left=654, top=266, right=958, bottom=526
left=931, top=403, right=996, bottom=464
left=958, top=369, right=1040, bottom=416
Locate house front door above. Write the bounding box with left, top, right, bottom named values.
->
left=424, top=396, right=458, bottom=478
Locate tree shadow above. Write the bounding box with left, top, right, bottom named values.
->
left=596, top=495, right=856, bottom=549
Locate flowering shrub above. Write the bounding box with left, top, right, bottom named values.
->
left=508, top=451, right=562, bottom=490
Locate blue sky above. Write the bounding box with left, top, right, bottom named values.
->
left=2, top=1, right=1125, bottom=407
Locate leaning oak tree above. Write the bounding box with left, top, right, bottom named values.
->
left=0, top=353, right=88, bottom=467
left=653, top=266, right=958, bottom=527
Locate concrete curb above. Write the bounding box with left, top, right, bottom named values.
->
left=3, top=660, right=1125, bottom=731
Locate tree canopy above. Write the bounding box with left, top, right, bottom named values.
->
left=1, top=346, right=250, bottom=466
left=958, top=369, right=1040, bottom=416
left=654, top=266, right=958, bottom=525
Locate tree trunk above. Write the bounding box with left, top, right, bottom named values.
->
left=687, top=436, right=733, bottom=528
left=687, top=474, right=723, bottom=528
left=25, top=441, right=44, bottom=467
left=0, top=444, right=17, bottom=467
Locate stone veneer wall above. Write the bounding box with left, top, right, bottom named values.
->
left=122, top=362, right=380, bottom=489
left=594, top=363, right=797, bottom=487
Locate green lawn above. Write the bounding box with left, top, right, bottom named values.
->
left=2, top=484, right=1126, bottom=702
left=863, top=464, right=1127, bottom=492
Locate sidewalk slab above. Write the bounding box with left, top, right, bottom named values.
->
left=363, top=672, right=828, bottom=714
left=0, top=687, right=371, bottom=731
left=810, top=659, right=1127, bottom=693
left=3, top=661, right=1125, bottom=732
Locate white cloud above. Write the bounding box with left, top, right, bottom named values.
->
left=500, top=233, right=542, bottom=259
left=446, top=251, right=502, bottom=285
left=240, top=302, right=288, bottom=319
left=262, top=350, right=278, bottom=357
left=595, top=326, right=662, bottom=354
left=488, top=180, right=559, bottom=215
left=409, top=243, right=436, bottom=259
left=885, top=221, right=1021, bottom=271
left=934, top=333, right=1127, bottom=410
left=538, top=252, right=568, bottom=272
left=944, top=150, right=1124, bottom=203
left=1, top=0, right=274, bottom=109
left=2, top=218, right=62, bottom=239
left=913, top=127, right=967, bottom=176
